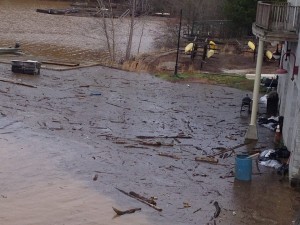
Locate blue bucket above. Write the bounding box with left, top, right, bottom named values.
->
left=235, top=155, right=252, bottom=181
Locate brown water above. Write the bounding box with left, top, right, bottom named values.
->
left=0, top=0, right=164, bottom=64
left=0, top=61, right=299, bottom=224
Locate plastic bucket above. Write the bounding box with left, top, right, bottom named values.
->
left=235, top=155, right=252, bottom=181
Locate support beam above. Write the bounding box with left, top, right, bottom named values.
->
left=245, top=39, right=264, bottom=140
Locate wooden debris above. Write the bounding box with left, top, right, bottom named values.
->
left=213, top=201, right=221, bottom=218
left=140, top=141, right=162, bottom=147
left=112, top=207, right=141, bottom=216
left=115, top=187, right=162, bottom=212
left=210, top=142, right=251, bottom=157
left=220, top=175, right=234, bottom=179
left=129, top=191, right=157, bottom=205
left=158, top=153, right=180, bottom=160
left=41, top=60, right=79, bottom=67
left=195, top=156, right=218, bottom=164
left=93, top=174, right=98, bottom=181
left=183, top=202, right=191, bottom=208
left=0, top=77, right=37, bottom=88
left=136, top=134, right=192, bottom=139
left=193, top=207, right=202, bottom=214
left=247, top=153, right=260, bottom=158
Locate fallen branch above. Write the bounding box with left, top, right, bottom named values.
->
left=129, top=191, right=157, bottom=205
left=210, top=143, right=250, bottom=157
left=213, top=201, right=221, bottom=218
left=112, top=207, right=141, bottom=216
left=158, top=153, right=180, bottom=160
left=42, top=60, right=79, bottom=67
left=195, top=156, right=218, bottom=164
left=139, top=141, right=174, bottom=147
left=0, top=77, right=37, bottom=88
left=193, top=207, right=202, bottom=214
left=136, top=134, right=192, bottom=139
left=116, top=188, right=162, bottom=212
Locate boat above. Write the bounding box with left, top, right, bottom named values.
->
left=36, top=8, right=79, bottom=15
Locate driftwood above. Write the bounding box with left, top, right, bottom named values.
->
left=93, top=174, right=98, bottom=181
left=193, top=207, right=202, bottom=214
left=210, top=143, right=251, bottom=157
left=136, top=134, right=192, bottom=139
left=195, top=156, right=218, bottom=164
left=116, top=188, right=162, bottom=212
left=42, top=60, right=79, bottom=67
left=129, top=191, right=157, bottom=205
left=213, top=201, right=221, bottom=218
left=158, top=153, right=180, bottom=160
left=112, top=207, right=141, bottom=216
left=0, top=77, right=37, bottom=88
left=140, top=141, right=162, bottom=146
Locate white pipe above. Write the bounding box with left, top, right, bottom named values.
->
left=250, top=39, right=264, bottom=126
left=245, top=39, right=264, bottom=140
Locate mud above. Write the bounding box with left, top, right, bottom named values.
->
left=0, top=62, right=299, bottom=225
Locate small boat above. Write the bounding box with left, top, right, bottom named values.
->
left=36, top=8, right=79, bottom=15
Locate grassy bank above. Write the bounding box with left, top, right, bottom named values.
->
left=155, top=72, right=257, bottom=91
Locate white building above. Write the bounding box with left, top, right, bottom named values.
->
left=251, top=1, right=300, bottom=183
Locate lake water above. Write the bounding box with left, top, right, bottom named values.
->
left=0, top=0, right=164, bottom=64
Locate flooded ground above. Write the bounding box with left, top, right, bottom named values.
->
left=0, top=1, right=300, bottom=225
left=0, top=62, right=299, bottom=225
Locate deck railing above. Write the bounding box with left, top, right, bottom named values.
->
left=255, top=1, right=300, bottom=33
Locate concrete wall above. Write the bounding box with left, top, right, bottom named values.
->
left=278, top=37, right=300, bottom=181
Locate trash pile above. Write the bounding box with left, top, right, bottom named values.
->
left=259, top=147, right=290, bottom=176
left=258, top=115, right=283, bottom=131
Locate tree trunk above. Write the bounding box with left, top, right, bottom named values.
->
left=125, top=0, right=136, bottom=60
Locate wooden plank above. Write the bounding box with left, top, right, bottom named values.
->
left=0, top=77, right=37, bottom=88
left=41, top=61, right=79, bottom=67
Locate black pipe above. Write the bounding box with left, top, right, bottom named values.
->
left=174, top=9, right=182, bottom=76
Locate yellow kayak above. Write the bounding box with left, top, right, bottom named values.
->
left=185, top=43, right=194, bottom=53
left=265, top=50, right=273, bottom=60
left=248, top=41, right=255, bottom=51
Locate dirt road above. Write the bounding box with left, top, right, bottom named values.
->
left=0, top=63, right=299, bottom=225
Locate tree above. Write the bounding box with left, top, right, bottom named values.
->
left=223, top=0, right=258, bottom=33
left=96, top=0, right=117, bottom=62
left=125, top=0, right=136, bottom=60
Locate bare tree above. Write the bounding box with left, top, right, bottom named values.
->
left=96, top=0, right=116, bottom=62
left=125, top=0, right=136, bottom=60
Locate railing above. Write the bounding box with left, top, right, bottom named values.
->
left=255, top=1, right=300, bottom=32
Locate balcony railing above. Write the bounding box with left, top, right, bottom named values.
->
left=255, top=1, right=300, bottom=33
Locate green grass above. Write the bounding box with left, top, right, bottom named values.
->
left=155, top=72, right=259, bottom=92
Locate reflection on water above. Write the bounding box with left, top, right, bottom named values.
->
left=0, top=0, right=163, bottom=65
left=0, top=121, right=154, bottom=225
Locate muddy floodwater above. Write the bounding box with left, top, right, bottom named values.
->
left=0, top=62, right=299, bottom=225
left=0, top=0, right=164, bottom=64
left=0, top=1, right=300, bottom=225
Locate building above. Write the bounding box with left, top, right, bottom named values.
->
left=250, top=1, right=300, bottom=183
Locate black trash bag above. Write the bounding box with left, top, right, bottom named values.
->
left=276, top=146, right=290, bottom=159
left=277, top=163, right=289, bottom=176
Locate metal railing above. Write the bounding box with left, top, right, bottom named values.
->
left=255, top=1, right=300, bottom=33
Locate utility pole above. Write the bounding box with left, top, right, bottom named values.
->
left=174, top=9, right=182, bottom=76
